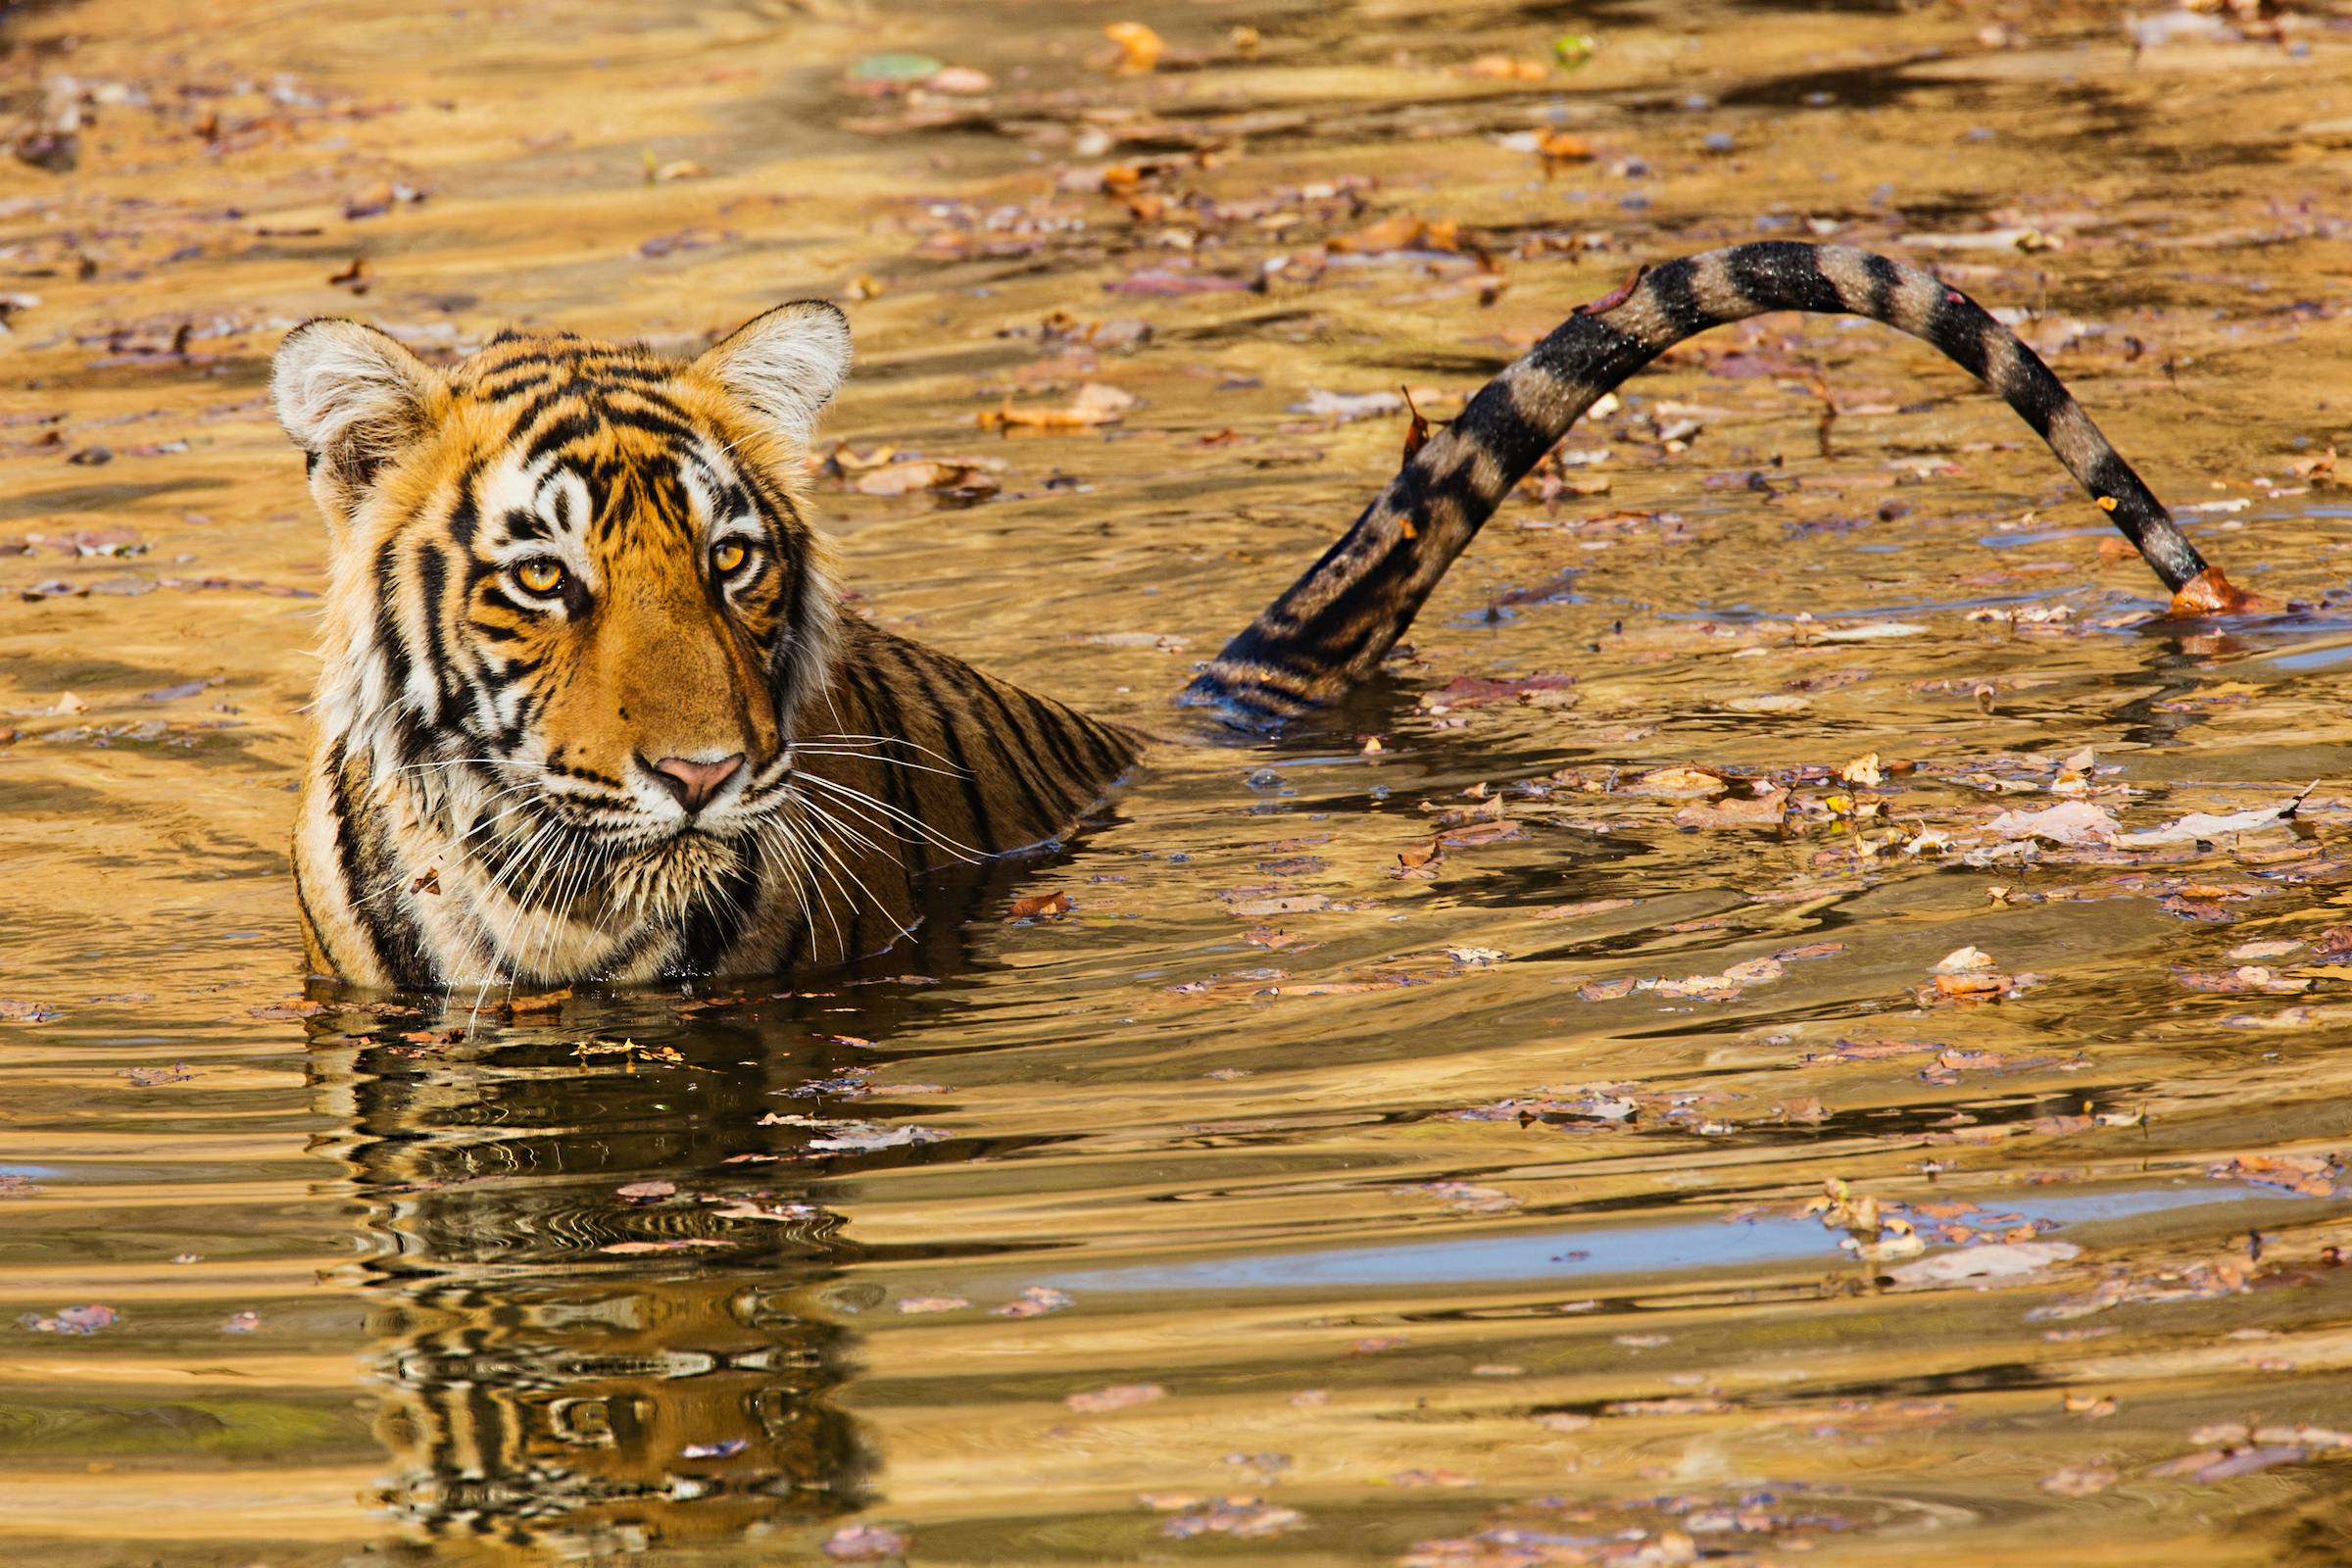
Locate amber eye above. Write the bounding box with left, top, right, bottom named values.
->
left=514, top=558, right=564, bottom=596
left=712, top=540, right=750, bottom=575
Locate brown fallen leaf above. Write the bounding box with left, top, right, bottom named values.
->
left=2029, top=1115, right=2095, bottom=1138
left=501, top=986, right=571, bottom=1016
left=327, top=257, right=372, bottom=293
left=598, top=1238, right=730, bottom=1253
left=1435, top=819, right=1523, bottom=850
left=1103, top=22, right=1164, bottom=74
left=2310, top=926, right=2352, bottom=956
left=1328, top=214, right=1444, bottom=255
left=1007, top=892, right=1073, bottom=919
left=1384, top=1467, right=1483, bottom=1487
left=1838, top=752, right=1884, bottom=787
left=830, top=443, right=898, bottom=472
left=992, top=1286, right=1074, bottom=1318
left=2175, top=966, right=2309, bottom=994
left=1674, top=788, right=1788, bottom=829
left=1534, top=898, right=1639, bottom=920
left=1065, top=1382, right=1164, bottom=1412
left=1227, top=893, right=1330, bottom=917
left=2207, top=1153, right=2344, bottom=1198
left=1536, top=130, right=1594, bottom=168
left=2160, top=895, right=2237, bottom=922
left=1419, top=672, right=1577, bottom=710
left=1604, top=1397, right=1734, bottom=1416
left=976, top=382, right=1134, bottom=431
left=1622, top=764, right=1727, bottom=798
left=822, top=1524, right=909, bottom=1562
left=614, top=1179, right=676, bottom=1201
left=853, top=459, right=1002, bottom=497
left=2148, top=1446, right=2308, bottom=1481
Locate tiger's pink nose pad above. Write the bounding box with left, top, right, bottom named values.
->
left=648, top=754, right=744, bottom=814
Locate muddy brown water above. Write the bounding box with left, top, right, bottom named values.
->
left=10, top=0, right=2352, bottom=1562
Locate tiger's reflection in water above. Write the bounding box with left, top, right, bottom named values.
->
left=319, top=1001, right=917, bottom=1562
left=366, top=1270, right=861, bottom=1558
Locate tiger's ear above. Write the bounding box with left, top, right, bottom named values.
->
left=694, top=300, right=853, bottom=446
left=271, top=318, right=442, bottom=527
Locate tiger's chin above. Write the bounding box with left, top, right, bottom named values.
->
left=474, top=828, right=755, bottom=988
left=603, top=828, right=749, bottom=928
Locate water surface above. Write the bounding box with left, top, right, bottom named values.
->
left=7, top=0, right=2352, bottom=1562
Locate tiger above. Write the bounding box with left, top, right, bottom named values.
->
left=271, top=240, right=2221, bottom=990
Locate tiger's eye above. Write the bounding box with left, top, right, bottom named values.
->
left=712, top=540, right=749, bottom=574
left=514, top=558, right=564, bottom=595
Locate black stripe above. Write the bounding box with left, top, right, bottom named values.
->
left=904, top=657, right=999, bottom=847
left=322, top=738, right=397, bottom=981
left=445, top=463, right=484, bottom=549
left=416, top=544, right=453, bottom=706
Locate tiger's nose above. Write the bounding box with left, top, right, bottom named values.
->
left=646, top=753, right=744, bottom=814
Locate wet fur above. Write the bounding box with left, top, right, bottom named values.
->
left=281, top=241, right=2204, bottom=988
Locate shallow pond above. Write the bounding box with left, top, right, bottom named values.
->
left=8, top=0, right=2352, bottom=1562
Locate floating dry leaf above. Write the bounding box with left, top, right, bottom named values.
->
left=1066, top=1382, right=1165, bottom=1413
left=1986, top=801, right=2122, bottom=845
left=613, top=1179, right=675, bottom=1201
left=1673, top=787, right=1788, bottom=829
left=2123, top=805, right=2296, bottom=845
left=2148, top=1446, right=2308, bottom=1482
left=822, top=1523, right=909, bottom=1561
left=1102, top=21, right=1164, bottom=74
left=1604, top=1397, right=1735, bottom=1416
left=1886, top=1241, right=2080, bottom=1286
left=993, top=1286, right=1075, bottom=1318
left=1534, top=898, right=1640, bottom=920
left=2040, top=1465, right=2118, bottom=1496
left=597, top=1238, right=731, bottom=1254
left=18, top=1303, right=118, bottom=1334
left=1405, top=1181, right=1522, bottom=1214
left=808, top=1124, right=951, bottom=1152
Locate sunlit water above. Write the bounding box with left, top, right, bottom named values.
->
left=8, top=0, right=2352, bottom=1563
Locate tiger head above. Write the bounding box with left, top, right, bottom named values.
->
left=272, top=305, right=856, bottom=984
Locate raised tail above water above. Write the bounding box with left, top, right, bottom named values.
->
left=1180, top=240, right=2216, bottom=729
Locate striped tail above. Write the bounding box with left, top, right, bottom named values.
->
left=1180, top=240, right=2208, bottom=729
